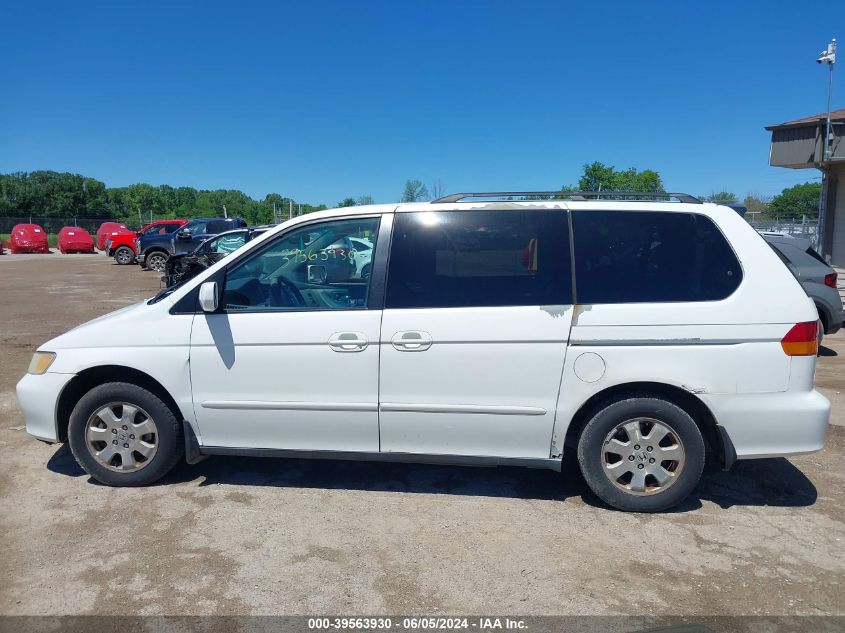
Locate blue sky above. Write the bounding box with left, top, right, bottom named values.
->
left=1, top=1, right=842, bottom=205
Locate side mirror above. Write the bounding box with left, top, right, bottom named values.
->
left=198, top=281, right=219, bottom=312
left=177, top=229, right=191, bottom=240
left=307, top=265, right=328, bottom=284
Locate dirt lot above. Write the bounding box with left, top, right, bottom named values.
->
left=1, top=253, right=844, bottom=617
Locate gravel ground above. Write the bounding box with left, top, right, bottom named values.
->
left=1, top=253, right=844, bottom=617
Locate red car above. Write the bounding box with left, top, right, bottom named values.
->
left=57, top=226, right=95, bottom=254
left=8, top=223, right=50, bottom=254
left=95, top=221, right=131, bottom=251
left=107, top=219, right=187, bottom=265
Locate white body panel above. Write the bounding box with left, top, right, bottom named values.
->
left=379, top=306, right=573, bottom=458
left=189, top=310, right=381, bottom=450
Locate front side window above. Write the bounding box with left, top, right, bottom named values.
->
left=183, top=220, right=208, bottom=235
left=386, top=210, right=572, bottom=309
left=222, top=217, right=380, bottom=311
left=571, top=211, right=742, bottom=303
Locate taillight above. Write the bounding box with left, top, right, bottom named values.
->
left=781, top=321, right=818, bottom=356
left=824, top=272, right=837, bottom=288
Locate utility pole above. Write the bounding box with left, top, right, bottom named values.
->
left=816, top=38, right=837, bottom=255
left=223, top=204, right=228, bottom=219
left=289, top=200, right=293, bottom=221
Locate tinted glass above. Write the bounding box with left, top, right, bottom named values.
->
left=206, top=220, right=235, bottom=234
left=805, top=247, right=827, bottom=265
left=223, top=217, right=379, bottom=311
left=386, top=210, right=572, bottom=309
left=572, top=211, right=741, bottom=303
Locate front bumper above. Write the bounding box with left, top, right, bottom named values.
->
left=701, top=390, right=830, bottom=459
left=16, top=372, right=75, bottom=443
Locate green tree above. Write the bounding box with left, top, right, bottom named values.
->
left=704, top=191, right=738, bottom=204
left=742, top=194, right=770, bottom=217
left=769, top=182, right=821, bottom=219
left=568, top=162, right=665, bottom=193
left=356, top=195, right=375, bottom=205
left=337, top=197, right=357, bottom=208
left=401, top=179, right=429, bottom=202
left=0, top=171, right=327, bottom=229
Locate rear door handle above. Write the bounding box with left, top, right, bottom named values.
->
left=328, top=332, right=368, bottom=352
left=391, top=331, right=433, bottom=351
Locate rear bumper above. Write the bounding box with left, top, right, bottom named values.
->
left=16, top=372, right=75, bottom=443
left=12, top=244, right=50, bottom=253
left=701, top=390, right=830, bottom=459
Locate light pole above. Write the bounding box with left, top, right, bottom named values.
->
left=816, top=39, right=836, bottom=254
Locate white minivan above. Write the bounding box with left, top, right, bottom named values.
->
left=17, top=192, right=830, bottom=512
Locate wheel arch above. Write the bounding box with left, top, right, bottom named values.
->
left=814, top=301, right=830, bottom=333
left=56, top=365, right=183, bottom=442
left=561, top=381, right=725, bottom=466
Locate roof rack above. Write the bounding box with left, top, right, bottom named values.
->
left=430, top=191, right=702, bottom=204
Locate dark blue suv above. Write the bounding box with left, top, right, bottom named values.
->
left=137, top=217, right=247, bottom=272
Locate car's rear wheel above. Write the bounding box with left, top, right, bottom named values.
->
left=68, top=382, right=183, bottom=486
left=145, top=251, right=168, bottom=273
left=114, top=245, right=135, bottom=265
left=577, top=395, right=705, bottom=512
left=815, top=312, right=827, bottom=351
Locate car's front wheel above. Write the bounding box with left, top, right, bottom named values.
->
left=114, top=246, right=135, bottom=265
left=577, top=395, right=705, bottom=512
left=145, top=251, right=169, bottom=273
left=68, top=382, right=183, bottom=486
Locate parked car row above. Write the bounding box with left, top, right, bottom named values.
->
left=136, top=217, right=248, bottom=272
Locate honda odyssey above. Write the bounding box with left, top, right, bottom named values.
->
left=17, top=192, right=830, bottom=512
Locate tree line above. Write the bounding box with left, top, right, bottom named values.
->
left=1, top=167, right=821, bottom=232
left=699, top=182, right=822, bottom=221
left=0, top=171, right=327, bottom=228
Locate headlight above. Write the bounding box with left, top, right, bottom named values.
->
left=28, top=352, right=56, bottom=375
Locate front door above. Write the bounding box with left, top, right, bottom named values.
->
left=378, top=208, right=574, bottom=459
left=189, top=216, right=384, bottom=451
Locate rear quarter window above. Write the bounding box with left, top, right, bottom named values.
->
left=572, top=210, right=742, bottom=303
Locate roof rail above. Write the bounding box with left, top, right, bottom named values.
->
left=430, top=191, right=703, bottom=204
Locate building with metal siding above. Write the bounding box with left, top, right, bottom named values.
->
left=766, top=109, right=845, bottom=266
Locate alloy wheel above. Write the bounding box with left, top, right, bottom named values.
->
left=85, top=402, right=158, bottom=472
left=147, top=253, right=167, bottom=272
left=601, top=417, right=685, bottom=496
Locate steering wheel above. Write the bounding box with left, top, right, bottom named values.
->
left=270, top=276, right=305, bottom=307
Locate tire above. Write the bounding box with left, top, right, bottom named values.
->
left=360, top=263, right=371, bottom=280
left=577, top=394, right=705, bottom=512
left=114, top=246, right=135, bottom=265
left=145, top=250, right=169, bottom=273
left=68, top=382, right=183, bottom=486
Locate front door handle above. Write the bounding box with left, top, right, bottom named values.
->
left=328, top=332, right=368, bottom=352
left=391, top=331, right=433, bottom=352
